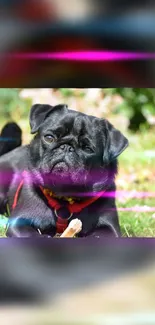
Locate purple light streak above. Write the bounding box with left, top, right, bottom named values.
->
left=73, top=191, right=155, bottom=198
left=117, top=207, right=155, bottom=212
left=0, top=171, right=155, bottom=198
left=3, top=51, right=155, bottom=61
left=1, top=170, right=155, bottom=214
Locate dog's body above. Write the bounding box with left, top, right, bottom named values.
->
left=0, top=104, right=128, bottom=238
left=0, top=122, right=22, bottom=156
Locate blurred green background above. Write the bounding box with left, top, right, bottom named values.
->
left=0, top=88, right=155, bottom=237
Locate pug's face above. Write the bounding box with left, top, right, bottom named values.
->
left=29, top=104, right=128, bottom=196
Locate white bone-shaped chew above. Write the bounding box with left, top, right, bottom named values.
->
left=60, top=219, right=82, bottom=238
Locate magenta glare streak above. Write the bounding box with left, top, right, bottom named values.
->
left=101, top=207, right=155, bottom=212
left=76, top=191, right=155, bottom=198
left=117, top=207, right=155, bottom=212
left=68, top=191, right=155, bottom=198
left=4, top=51, right=155, bottom=61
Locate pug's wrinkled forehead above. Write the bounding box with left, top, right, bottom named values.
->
left=30, top=103, right=102, bottom=141
left=30, top=103, right=99, bottom=133
left=43, top=109, right=100, bottom=138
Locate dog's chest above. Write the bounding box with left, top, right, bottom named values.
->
left=7, top=178, right=100, bottom=237
left=40, top=205, right=98, bottom=237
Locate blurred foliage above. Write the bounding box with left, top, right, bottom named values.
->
left=104, top=88, right=155, bottom=131
left=60, top=88, right=85, bottom=98
left=0, top=88, right=155, bottom=132
left=0, top=88, right=32, bottom=121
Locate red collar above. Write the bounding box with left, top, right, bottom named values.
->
left=39, top=186, right=104, bottom=234
left=12, top=172, right=105, bottom=235
left=39, top=186, right=103, bottom=214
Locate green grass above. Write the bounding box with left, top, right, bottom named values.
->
left=118, top=130, right=155, bottom=237
left=0, top=130, right=155, bottom=237
left=0, top=215, right=7, bottom=237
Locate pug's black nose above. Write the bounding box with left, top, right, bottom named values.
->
left=60, top=144, right=74, bottom=152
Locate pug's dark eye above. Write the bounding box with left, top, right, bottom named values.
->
left=43, top=135, right=54, bottom=143
left=80, top=143, right=93, bottom=153
left=85, top=146, right=93, bottom=153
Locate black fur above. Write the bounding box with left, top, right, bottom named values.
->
left=0, top=104, right=128, bottom=238
left=0, top=122, right=22, bottom=156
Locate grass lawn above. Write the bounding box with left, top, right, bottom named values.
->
left=117, top=130, right=155, bottom=237
left=0, top=129, right=155, bottom=237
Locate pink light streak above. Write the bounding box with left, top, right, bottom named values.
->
left=4, top=51, right=155, bottom=61
left=117, top=207, right=155, bottom=212
left=75, top=191, right=155, bottom=198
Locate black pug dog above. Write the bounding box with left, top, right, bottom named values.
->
left=0, top=122, right=22, bottom=156
left=0, top=104, right=128, bottom=238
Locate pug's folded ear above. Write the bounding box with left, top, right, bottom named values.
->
left=29, top=104, right=68, bottom=134
left=103, top=119, right=129, bottom=163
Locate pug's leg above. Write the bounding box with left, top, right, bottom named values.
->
left=5, top=190, right=53, bottom=238
left=88, top=226, right=121, bottom=238
left=6, top=217, right=42, bottom=237
left=6, top=214, right=51, bottom=238
left=87, top=215, right=121, bottom=238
